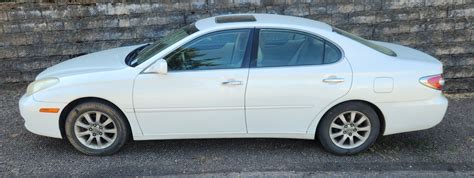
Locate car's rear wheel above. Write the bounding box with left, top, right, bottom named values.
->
left=317, top=102, right=380, bottom=155
left=65, top=101, right=129, bottom=155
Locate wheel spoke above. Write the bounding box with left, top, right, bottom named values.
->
left=75, top=122, right=89, bottom=129
left=77, top=131, right=90, bottom=136
left=350, top=112, right=356, bottom=123
left=103, top=128, right=117, bottom=133
left=331, top=123, right=343, bottom=129
left=95, top=112, right=102, bottom=122
left=358, top=126, right=370, bottom=131
left=102, top=118, right=113, bottom=126
left=338, top=114, right=348, bottom=124
left=356, top=116, right=367, bottom=126
left=86, top=136, right=94, bottom=144
left=83, top=113, right=94, bottom=124
left=96, top=136, right=103, bottom=147
left=348, top=136, right=355, bottom=145
left=338, top=135, right=348, bottom=145
left=331, top=131, right=344, bottom=138
left=102, top=135, right=113, bottom=142
left=353, top=132, right=365, bottom=140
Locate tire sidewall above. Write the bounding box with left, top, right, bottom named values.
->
left=317, top=102, right=380, bottom=155
left=65, top=102, right=129, bottom=156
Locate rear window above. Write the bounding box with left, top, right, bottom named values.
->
left=333, top=28, right=397, bottom=57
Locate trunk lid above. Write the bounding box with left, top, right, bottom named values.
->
left=371, top=41, right=442, bottom=66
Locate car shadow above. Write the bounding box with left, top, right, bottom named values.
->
left=29, top=127, right=448, bottom=157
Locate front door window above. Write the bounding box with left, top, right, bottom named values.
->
left=165, top=29, right=251, bottom=71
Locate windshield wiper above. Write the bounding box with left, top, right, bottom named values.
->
left=125, top=44, right=150, bottom=67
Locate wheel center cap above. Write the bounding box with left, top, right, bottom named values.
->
left=344, top=124, right=355, bottom=133
left=91, top=125, right=101, bottom=134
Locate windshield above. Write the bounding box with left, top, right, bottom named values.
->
left=333, top=28, right=397, bottom=57
left=127, top=24, right=199, bottom=67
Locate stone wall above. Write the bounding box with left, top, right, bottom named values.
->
left=0, top=0, right=473, bottom=93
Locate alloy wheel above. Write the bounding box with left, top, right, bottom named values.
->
left=74, top=111, right=117, bottom=149
left=329, top=111, right=371, bottom=149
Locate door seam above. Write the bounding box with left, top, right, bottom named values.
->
left=243, top=68, right=250, bottom=133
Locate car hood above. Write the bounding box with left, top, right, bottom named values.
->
left=36, top=44, right=143, bottom=80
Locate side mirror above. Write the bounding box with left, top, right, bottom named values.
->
left=145, top=59, right=168, bottom=75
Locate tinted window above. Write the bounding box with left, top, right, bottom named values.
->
left=324, top=42, right=342, bottom=63
left=128, top=24, right=199, bottom=67
left=256, top=29, right=341, bottom=67
left=165, top=29, right=250, bottom=71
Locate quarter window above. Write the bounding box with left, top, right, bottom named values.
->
left=165, top=29, right=250, bottom=71
left=256, top=29, right=341, bottom=67
left=324, top=41, right=342, bottom=64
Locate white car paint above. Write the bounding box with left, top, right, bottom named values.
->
left=19, top=14, right=447, bottom=142
left=134, top=68, right=249, bottom=135
left=245, top=59, right=352, bottom=134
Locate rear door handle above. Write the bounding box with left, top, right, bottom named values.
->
left=323, top=77, right=345, bottom=84
left=222, top=80, right=243, bottom=85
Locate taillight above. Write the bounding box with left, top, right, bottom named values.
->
left=419, top=74, right=444, bottom=90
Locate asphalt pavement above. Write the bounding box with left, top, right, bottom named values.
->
left=1, top=84, right=473, bottom=176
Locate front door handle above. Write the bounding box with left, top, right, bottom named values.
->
left=323, top=77, right=345, bottom=84
left=222, top=80, right=243, bottom=85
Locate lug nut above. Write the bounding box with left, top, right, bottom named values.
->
left=92, top=133, right=96, bottom=136
left=99, top=132, right=102, bottom=135
left=89, top=128, right=92, bottom=131
left=344, top=125, right=348, bottom=128
left=348, top=133, right=352, bottom=136
left=99, top=126, right=103, bottom=129
left=343, top=131, right=346, bottom=134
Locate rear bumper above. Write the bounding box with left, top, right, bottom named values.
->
left=19, top=94, right=66, bottom=139
left=377, top=94, right=448, bottom=135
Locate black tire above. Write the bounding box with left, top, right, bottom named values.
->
left=65, top=101, right=130, bottom=156
left=317, top=101, right=380, bottom=155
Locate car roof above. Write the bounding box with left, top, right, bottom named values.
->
left=195, top=14, right=333, bottom=32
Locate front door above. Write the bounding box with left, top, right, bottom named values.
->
left=245, top=29, right=352, bottom=134
left=133, top=29, right=252, bottom=136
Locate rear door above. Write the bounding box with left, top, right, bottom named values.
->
left=245, top=29, right=352, bottom=134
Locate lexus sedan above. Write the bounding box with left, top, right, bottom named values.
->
left=19, top=14, right=448, bottom=155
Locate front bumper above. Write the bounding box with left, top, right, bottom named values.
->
left=19, top=94, right=67, bottom=139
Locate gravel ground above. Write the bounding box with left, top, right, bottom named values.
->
left=1, top=84, right=473, bottom=176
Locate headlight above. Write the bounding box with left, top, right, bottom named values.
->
left=26, top=78, right=59, bottom=96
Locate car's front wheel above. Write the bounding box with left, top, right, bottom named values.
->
left=317, top=102, right=380, bottom=155
left=65, top=101, right=129, bottom=155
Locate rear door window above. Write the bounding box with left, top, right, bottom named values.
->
left=255, top=29, right=341, bottom=67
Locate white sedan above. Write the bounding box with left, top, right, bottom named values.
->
left=19, top=14, right=448, bottom=155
